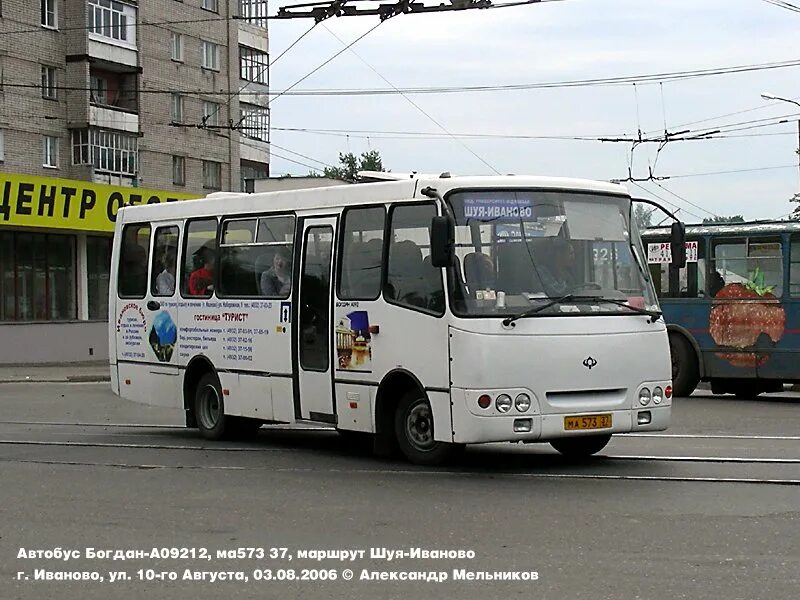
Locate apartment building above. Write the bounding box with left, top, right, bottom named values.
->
left=0, top=0, right=270, bottom=363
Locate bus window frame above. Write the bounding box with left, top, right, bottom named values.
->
left=711, top=235, right=784, bottom=298
left=336, top=204, right=387, bottom=302
left=117, top=222, right=152, bottom=300
left=790, top=232, right=800, bottom=297
left=150, top=224, right=180, bottom=298
left=179, top=216, right=220, bottom=300
left=381, top=201, right=446, bottom=318
left=216, top=212, right=297, bottom=300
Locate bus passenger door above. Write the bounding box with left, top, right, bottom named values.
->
left=293, top=218, right=337, bottom=422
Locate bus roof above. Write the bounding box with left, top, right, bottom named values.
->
left=117, top=175, right=630, bottom=224
left=644, top=219, right=800, bottom=237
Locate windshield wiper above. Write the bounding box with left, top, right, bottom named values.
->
left=594, top=297, right=662, bottom=322
left=502, top=291, right=662, bottom=327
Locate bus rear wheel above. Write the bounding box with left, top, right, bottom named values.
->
left=394, top=392, right=462, bottom=466
left=195, top=373, right=230, bottom=440
left=551, top=434, right=611, bottom=457
left=669, top=333, right=699, bottom=397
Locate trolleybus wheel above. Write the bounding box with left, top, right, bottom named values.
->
left=394, top=392, right=462, bottom=466
left=669, top=333, right=699, bottom=397
left=550, top=434, right=611, bottom=457
left=195, top=373, right=229, bottom=440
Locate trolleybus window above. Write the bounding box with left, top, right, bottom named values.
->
left=791, top=234, right=800, bottom=296
left=385, top=203, right=444, bottom=315
left=648, top=239, right=707, bottom=298
left=118, top=223, right=151, bottom=298
left=182, top=218, right=218, bottom=298
left=711, top=238, right=783, bottom=297
left=338, top=206, right=386, bottom=300
left=151, top=226, right=179, bottom=297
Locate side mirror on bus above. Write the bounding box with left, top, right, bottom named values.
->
left=671, top=221, right=686, bottom=269
left=430, top=215, right=455, bottom=268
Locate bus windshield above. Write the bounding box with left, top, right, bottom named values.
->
left=447, top=189, right=658, bottom=317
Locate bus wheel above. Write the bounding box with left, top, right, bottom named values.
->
left=195, top=373, right=228, bottom=440
left=669, top=333, right=699, bottom=397
left=394, top=392, right=462, bottom=466
left=550, top=434, right=611, bottom=457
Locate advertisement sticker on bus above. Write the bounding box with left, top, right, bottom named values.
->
left=647, top=241, right=698, bottom=264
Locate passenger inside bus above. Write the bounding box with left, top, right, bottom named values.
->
left=188, top=242, right=215, bottom=296
left=538, top=238, right=577, bottom=296
left=259, top=246, right=292, bottom=297
left=155, top=245, right=177, bottom=296
left=463, top=251, right=496, bottom=295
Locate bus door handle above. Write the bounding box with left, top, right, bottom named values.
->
left=147, top=300, right=161, bottom=311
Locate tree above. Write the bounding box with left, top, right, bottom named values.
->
left=315, top=150, right=385, bottom=181
left=790, top=193, right=800, bottom=220
left=634, top=204, right=653, bottom=230
left=702, top=215, right=745, bottom=224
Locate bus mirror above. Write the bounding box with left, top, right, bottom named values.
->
left=671, top=221, right=686, bottom=269
left=430, top=216, right=455, bottom=268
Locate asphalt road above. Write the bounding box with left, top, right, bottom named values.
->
left=0, top=383, right=798, bottom=600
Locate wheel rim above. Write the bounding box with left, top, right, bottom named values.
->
left=198, top=384, right=222, bottom=430
left=405, top=401, right=435, bottom=452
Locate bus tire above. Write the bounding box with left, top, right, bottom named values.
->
left=194, top=372, right=229, bottom=440
left=550, top=434, right=611, bottom=457
left=669, top=333, right=699, bottom=397
left=394, top=391, right=462, bottom=466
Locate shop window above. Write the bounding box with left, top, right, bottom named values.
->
left=0, top=232, right=76, bottom=321
left=151, top=227, right=179, bottom=297
left=385, top=204, right=444, bottom=315
left=87, top=236, right=112, bottom=320
left=118, top=224, right=151, bottom=298
left=338, top=206, right=385, bottom=300
left=218, top=216, right=295, bottom=298
left=181, top=219, right=218, bottom=298
left=712, top=238, right=783, bottom=297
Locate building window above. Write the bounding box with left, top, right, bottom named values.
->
left=240, top=0, right=268, bottom=27
left=202, top=0, right=219, bottom=12
left=240, top=160, right=268, bottom=191
left=171, top=31, right=183, bottom=62
left=171, top=93, right=183, bottom=123
left=90, top=74, right=108, bottom=104
left=41, top=65, right=56, bottom=99
left=0, top=232, right=77, bottom=321
left=87, top=236, right=112, bottom=320
left=239, top=46, right=268, bottom=84
left=173, top=156, right=185, bottom=186
left=71, top=129, right=138, bottom=175
left=0, top=129, right=4, bottom=162
left=41, top=0, right=57, bottom=28
left=43, top=136, right=59, bottom=168
left=202, top=41, right=219, bottom=70
left=202, top=101, right=220, bottom=127
left=203, top=161, right=222, bottom=190
left=88, top=0, right=135, bottom=44
left=239, top=103, right=269, bottom=142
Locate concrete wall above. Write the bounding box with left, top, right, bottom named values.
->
left=0, top=321, right=108, bottom=365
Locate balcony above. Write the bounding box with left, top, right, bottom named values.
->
left=89, top=67, right=138, bottom=132
left=87, top=0, right=138, bottom=66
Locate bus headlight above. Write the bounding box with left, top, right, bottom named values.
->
left=652, top=387, right=663, bottom=405
left=639, top=388, right=651, bottom=406
left=495, top=394, right=512, bottom=413
left=514, top=393, right=531, bottom=412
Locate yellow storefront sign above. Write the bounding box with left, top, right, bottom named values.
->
left=0, top=172, right=201, bottom=233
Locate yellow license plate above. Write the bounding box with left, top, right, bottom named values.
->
left=564, top=414, right=612, bottom=431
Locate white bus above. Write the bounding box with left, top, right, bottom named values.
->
left=109, top=175, right=678, bottom=465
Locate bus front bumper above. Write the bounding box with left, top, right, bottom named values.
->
left=450, top=389, right=671, bottom=445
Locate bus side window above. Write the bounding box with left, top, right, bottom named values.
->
left=648, top=238, right=706, bottom=298
left=338, top=206, right=385, bottom=300
left=151, top=226, right=179, bottom=297
left=385, top=203, right=444, bottom=315
left=712, top=238, right=783, bottom=297
left=118, top=224, right=151, bottom=298
left=791, top=235, right=800, bottom=296
left=181, top=219, right=218, bottom=298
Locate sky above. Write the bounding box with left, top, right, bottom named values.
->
left=266, top=0, right=800, bottom=222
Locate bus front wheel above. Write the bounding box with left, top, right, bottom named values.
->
left=394, top=392, right=462, bottom=466
left=550, top=434, right=611, bottom=457
left=669, top=333, right=700, bottom=397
